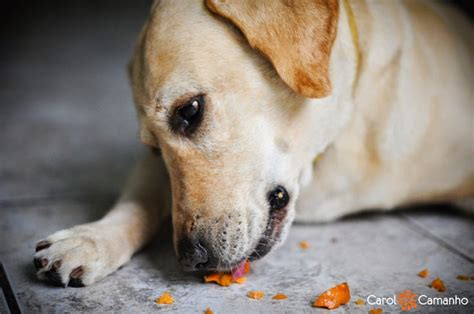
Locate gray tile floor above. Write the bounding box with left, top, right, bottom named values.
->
left=1, top=1, right=473, bottom=313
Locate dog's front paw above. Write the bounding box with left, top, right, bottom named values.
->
left=33, top=225, right=128, bottom=287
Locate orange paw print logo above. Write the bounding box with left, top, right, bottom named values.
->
left=397, top=290, right=417, bottom=311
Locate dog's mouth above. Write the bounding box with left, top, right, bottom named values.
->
left=193, top=208, right=288, bottom=273
left=248, top=207, right=288, bottom=261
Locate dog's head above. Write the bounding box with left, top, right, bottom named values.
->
left=128, top=0, right=340, bottom=271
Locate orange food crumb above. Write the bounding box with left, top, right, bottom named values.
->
left=219, top=274, right=233, bottom=287
left=418, top=268, right=429, bottom=278
left=242, top=260, right=251, bottom=274
left=355, top=298, right=365, bottom=305
left=456, top=275, right=472, bottom=281
left=204, top=272, right=248, bottom=286
left=313, top=282, right=351, bottom=309
left=204, top=261, right=251, bottom=287
left=204, top=273, right=220, bottom=283
left=299, top=241, right=310, bottom=249
left=248, top=291, right=265, bottom=300
left=272, top=293, right=288, bottom=300
left=369, top=308, right=383, bottom=314
left=156, top=291, right=174, bottom=305
left=204, top=308, right=214, bottom=314
left=430, top=278, right=446, bottom=292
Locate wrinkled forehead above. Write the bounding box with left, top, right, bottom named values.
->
left=142, top=0, right=248, bottom=103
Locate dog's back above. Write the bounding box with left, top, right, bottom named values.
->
left=297, top=0, right=473, bottom=221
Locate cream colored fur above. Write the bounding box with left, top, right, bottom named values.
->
left=34, top=0, right=473, bottom=286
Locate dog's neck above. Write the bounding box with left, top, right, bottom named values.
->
left=342, top=0, right=362, bottom=94
left=314, top=0, right=362, bottom=159
left=295, top=0, right=363, bottom=187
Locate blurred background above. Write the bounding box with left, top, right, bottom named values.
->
left=1, top=0, right=152, bottom=203
left=0, top=0, right=472, bottom=202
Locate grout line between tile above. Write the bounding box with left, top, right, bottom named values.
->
left=399, top=213, right=474, bottom=264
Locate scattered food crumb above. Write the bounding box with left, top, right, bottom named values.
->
left=330, top=237, right=338, bottom=243
left=219, top=274, right=233, bottom=287
left=272, top=293, right=288, bottom=300
left=299, top=241, right=310, bottom=249
left=430, top=278, right=446, bottom=292
left=204, top=273, right=220, bottom=283
left=456, top=275, right=472, bottom=281
left=248, top=291, right=265, bottom=300
left=204, top=308, right=214, bottom=314
left=156, top=291, right=174, bottom=305
left=243, top=261, right=251, bottom=273
left=204, top=273, right=237, bottom=287
left=418, top=268, right=429, bottom=278
left=369, top=308, right=382, bottom=314
left=313, top=282, right=351, bottom=309
left=204, top=261, right=250, bottom=286
left=355, top=298, right=365, bottom=305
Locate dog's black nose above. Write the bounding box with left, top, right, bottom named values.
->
left=178, top=237, right=213, bottom=271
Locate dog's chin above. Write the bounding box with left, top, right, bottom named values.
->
left=197, top=208, right=291, bottom=272
left=248, top=207, right=290, bottom=261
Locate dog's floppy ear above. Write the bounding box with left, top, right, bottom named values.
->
left=206, top=0, right=339, bottom=98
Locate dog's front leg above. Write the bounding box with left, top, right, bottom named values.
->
left=33, top=151, right=170, bottom=287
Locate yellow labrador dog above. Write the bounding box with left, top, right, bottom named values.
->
left=34, top=0, right=473, bottom=287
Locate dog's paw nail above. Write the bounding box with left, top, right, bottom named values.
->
left=35, top=240, right=51, bottom=252
left=68, top=266, right=85, bottom=287
left=51, top=260, right=62, bottom=271
left=34, top=257, right=48, bottom=270
left=70, top=266, right=84, bottom=279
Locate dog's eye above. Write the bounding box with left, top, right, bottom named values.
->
left=170, top=95, right=204, bottom=136
left=268, top=186, right=290, bottom=210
